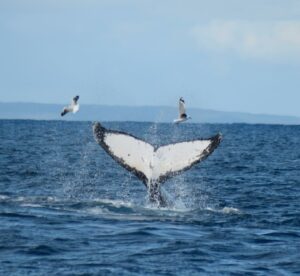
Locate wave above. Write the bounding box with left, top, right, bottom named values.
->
left=0, top=194, right=241, bottom=223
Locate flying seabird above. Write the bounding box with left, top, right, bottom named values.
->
left=173, top=97, right=191, bottom=123
left=61, top=95, right=80, bottom=117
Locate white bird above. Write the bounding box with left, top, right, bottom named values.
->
left=61, top=96, right=80, bottom=117
left=173, top=97, right=191, bottom=123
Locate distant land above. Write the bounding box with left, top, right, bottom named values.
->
left=0, top=102, right=299, bottom=125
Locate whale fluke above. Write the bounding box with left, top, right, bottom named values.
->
left=93, top=122, right=222, bottom=206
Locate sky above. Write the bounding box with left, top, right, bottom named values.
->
left=1, top=0, right=300, bottom=116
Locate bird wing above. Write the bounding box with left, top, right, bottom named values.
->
left=179, top=98, right=186, bottom=117
left=71, top=96, right=79, bottom=106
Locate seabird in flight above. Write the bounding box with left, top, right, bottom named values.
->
left=61, top=95, right=80, bottom=117
left=173, top=97, right=191, bottom=123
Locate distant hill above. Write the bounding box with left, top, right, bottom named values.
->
left=0, top=102, right=299, bottom=125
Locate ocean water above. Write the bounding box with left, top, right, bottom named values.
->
left=0, top=120, right=299, bottom=275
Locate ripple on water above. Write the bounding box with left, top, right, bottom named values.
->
left=1, top=121, right=300, bottom=275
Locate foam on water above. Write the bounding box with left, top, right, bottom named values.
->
left=20, top=203, right=43, bottom=208
left=0, top=194, right=9, bottom=200
left=206, top=206, right=241, bottom=214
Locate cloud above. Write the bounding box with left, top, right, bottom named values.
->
left=191, top=20, right=300, bottom=62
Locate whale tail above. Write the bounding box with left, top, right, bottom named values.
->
left=93, top=122, right=222, bottom=206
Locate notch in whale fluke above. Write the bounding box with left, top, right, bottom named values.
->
left=93, top=122, right=222, bottom=205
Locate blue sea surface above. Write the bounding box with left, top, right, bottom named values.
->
left=0, top=120, right=299, bottom=275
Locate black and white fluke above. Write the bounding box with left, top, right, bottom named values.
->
left=93, top=122, right=222, bottom=206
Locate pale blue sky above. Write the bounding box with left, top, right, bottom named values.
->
left=1, top=0, right=300, bottom=116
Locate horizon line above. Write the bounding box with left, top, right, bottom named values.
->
left=0, top=100, right=299, bottom=119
